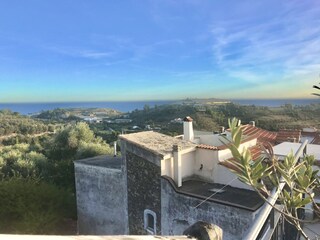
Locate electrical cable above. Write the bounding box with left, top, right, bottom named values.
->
left=193, top=176, right=238, bottom=209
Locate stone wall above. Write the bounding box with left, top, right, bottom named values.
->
left=75, top=162, right=127, bottom=234
left=126, top=151, right=161, bottom=234
left=161, top=178, right=255, bottom=240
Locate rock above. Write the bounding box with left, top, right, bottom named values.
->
left=183, top=221, right=223, bottom=240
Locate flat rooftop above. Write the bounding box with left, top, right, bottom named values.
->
left=164, top=177, right=264, bottom=211
left=273, top=142, right=320, bottom=160
left=119, top=131, right=197, bottom=157
left=74, top=155, right=122, bottom=169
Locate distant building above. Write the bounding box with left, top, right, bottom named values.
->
left=114, top=118, right=132, bottom=124
left=83, top=117, right=102, bottom=123
left=170, top=118, right=183, bottom=124
left=74, top=117, right=320, bottom=240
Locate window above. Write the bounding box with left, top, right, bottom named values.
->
left=144, top=209, right=156, bottom=235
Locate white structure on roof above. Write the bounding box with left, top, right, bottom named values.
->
left=273, top=142, right=320, bottom=161
left=178, top=118, right=257, bottom=190
left=183, top=116, right=194, bottom=141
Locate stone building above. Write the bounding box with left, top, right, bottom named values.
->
left=74, top=156, right=128, bottom=235
left=74, top=117, right=320, bottom=239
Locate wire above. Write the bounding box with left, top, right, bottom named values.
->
left=193, top=176, right=238, bottom=209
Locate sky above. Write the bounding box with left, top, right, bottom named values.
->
left=0, top=0, right=320, bottom=102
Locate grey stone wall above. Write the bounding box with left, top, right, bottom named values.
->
left=161, top=178, right=255, bottom=240
left=75, top=163, right=127, bottom=234
left=126, top=151, right=161, bottom=234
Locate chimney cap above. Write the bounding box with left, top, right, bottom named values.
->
left=249, top=121, right=255, bottom=127
left=183, top=116, right=193, bottom=122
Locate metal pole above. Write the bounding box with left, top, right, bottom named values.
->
left=114, top=141, right=117, bottom=157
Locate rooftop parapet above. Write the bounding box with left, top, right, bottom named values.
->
left=119, top=131, right=197, bottom=158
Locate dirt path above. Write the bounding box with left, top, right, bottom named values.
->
left=0, top=131, right=53, bottom=141
left=0, top=133, right=17, bottom=140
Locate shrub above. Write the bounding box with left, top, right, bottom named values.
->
left=0, top=177, right=76, bottom=234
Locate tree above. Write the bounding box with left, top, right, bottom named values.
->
left=45, top=122, right=113, bottom=188
left=222, top=118, right=320, bottom=239
left=143, top=104, right=150, bottom=113
left=0, top=144, right=37, bottom=179
left=47, top=122, right=112, bottom=161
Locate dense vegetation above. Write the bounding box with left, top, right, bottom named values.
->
left=35, top=107, right=121, bottom=121
left=0, top=111, right=113, bottom=234
left=0, top=110, right=52, bottom=135
left=0, top=178, right=75, bottom=234
left=126, top=103, right=320, bottom=133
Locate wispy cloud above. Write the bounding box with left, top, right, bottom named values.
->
left=79, top=51, right=114, bottom=59
left=209, top=1, right=320, bottom=85
left=45, top=45, right=114, bottom=60
left=46, top=36, right=184, bottom=64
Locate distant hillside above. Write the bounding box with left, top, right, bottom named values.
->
left=128, top=102, right=320, bottom=133
left=173, top=98, right=231, bottom=105
left=34, top=108, right=122, bottom=121
left=0, top=109, right=51, bottom=136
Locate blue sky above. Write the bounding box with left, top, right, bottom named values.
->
left=0, top=0, right=319, bottom=102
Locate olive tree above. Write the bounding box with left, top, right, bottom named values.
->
left=222, top=118, right=320, bottom=239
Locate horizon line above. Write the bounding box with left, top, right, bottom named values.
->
left=0, top=97, right=318, bottom=104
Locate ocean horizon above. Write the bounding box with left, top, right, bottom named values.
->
left=0, top=98, right=318, bottom=115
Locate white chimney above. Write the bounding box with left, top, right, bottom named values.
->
left=183, top=116, right=194, bottom=141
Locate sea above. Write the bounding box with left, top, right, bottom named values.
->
left=0, top=99, right=318, bottom=115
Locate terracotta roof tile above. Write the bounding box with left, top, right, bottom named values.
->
left=275, top=129, right=301, bottom=144
left=196, top=134, right=257, bottom=151
left=248, top=144, right=263, bottom=160
left=219, top=144, right=264, bottom=172
left=196, top=144, right=218, bottom=150
left=311, top=133, right=320, bottom=145
left=240, top=125, right=277, bottom=145
left=218, top=160, right=242, bottom=173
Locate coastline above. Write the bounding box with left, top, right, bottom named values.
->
left=0, top=98, right=318, bottom=115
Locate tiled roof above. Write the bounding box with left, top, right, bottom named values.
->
left=197, top=144, right=218, bottom=150
left=196, top=134, right=257, bottom=151
left=311, top=133, right=320, bottom=145
left=248, top=144, right=263, bottom=160
left=240, top=124, right=277, bottom=145
left=275, top=129, right=301, bottom=144
left=197, top=124, right=275, bottom=152
left=219, top=144, right=264, bottom=172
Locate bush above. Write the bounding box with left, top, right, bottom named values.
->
left=0, top=177, right=76, bottom=234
